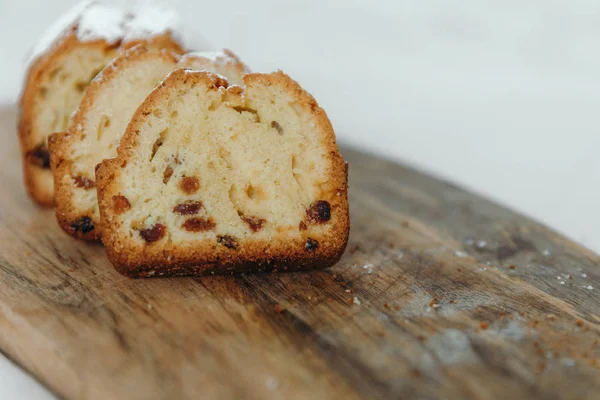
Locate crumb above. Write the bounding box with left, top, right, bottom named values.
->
left=274, top=304, right=285, bottom=313
left=410, top=369, right=422, bottom=378
left=353, top=297, right=361, bottom=305
left=328, top=298, right=334, bottom=303
left=536, top=361, right=546, bottom=373
left=576, top=319, right=583, bottom=327
left=508, top=265, right=516, bottom=269
left=147, top=303, right=152, bottom=309
left=68, top=269, right=74, bottom=273
left=265, top=376, right=279, bottom=391
left=449, top=299, right=456, bottom=304
left=346, top=298, right=354, bottom=305
left=417, top=335, right=426, bottom=342
left=429, top=297, right=440, bottom=309
left=545, top=314, right=556, bottom=321
left=401, top=221, right=410, bottom=228
left=393, top=305, right=400, bottom=311
left=457, top=268, right=462, bottom=272
left=384, top=303, right=390, bottom=310
left=480, top=322, right=488, bottom=330
left=499, top=311, right=507, bottom=316
left=307, top=295, right=312, bottom=300
left=345, top=289, right=351, bottom=293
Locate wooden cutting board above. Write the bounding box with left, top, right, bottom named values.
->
left=1, top=104, right=599, bottom=400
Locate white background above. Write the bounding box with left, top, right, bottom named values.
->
left=1, top=0, right=599, bottom=398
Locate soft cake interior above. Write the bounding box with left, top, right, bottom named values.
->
left=34, top=46, right=117, bottom=150
left=66, top=54, right=178, bottom=216
left=116, top=73, right=334, bottom=244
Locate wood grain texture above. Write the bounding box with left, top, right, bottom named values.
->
left=0, top=104, right=599, bottom=399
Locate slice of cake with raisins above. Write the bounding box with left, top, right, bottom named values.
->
left=49, top=47, right=249, bottom=240
left=96, top=69, right=349, bottom=277
left=18, top=0, right=185, bottom=206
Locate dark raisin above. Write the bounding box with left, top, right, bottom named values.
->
left=299, top=221, right=308, bottom=231
left=305, top=238, right=319, bottom=252
left=180, top=176, right=200, bottom=194
left=232, top=106, right=260, bottom=122
left=306, top=200, right=331, bottom=223
left=74, top=81, right=87, bottom=93
left=140, top=223, right=166, bottom=243
left=271, top=121, right=283, bottom=135
left=112, top=195, right=130, bottom=214
left=150, top=139, right=163, bottom=161
left=217, top=235, right=238, bottom=249
left=163, top=165, right=174, bottom=183
left=183, top=217, right=215, bottom=232
left=71, top=216, right=94, bottom=233
left=27, top=144, right=50, bottom=169
left=240, top=213, right=266, bottom=232
left=173, top=200, right=203, bottom=215
left=73, top=175, right=95, bottom=189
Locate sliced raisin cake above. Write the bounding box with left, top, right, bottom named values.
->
left=19, top=1, right=185, bottom=206
left=50, top=47, right=249, bottom=240
left=96, top=69, right=349, bottom=277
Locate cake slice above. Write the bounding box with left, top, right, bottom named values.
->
left=96, top=69, right=349, bottom=277
left=18, top=0, right=185, bottom=206
left=49, top=47, right=249, bottom=240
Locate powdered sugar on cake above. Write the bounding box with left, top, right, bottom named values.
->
left=180, top=51, right=250, bottom=75
left=185, top=51, right=224, bottom=63
left=122, top=2, right=182, bottom=42
left=76, top=3, right=124, bottom=43
left=26, top=0, right=90, bottom=66
left=26, top=1, right=183, bottom=68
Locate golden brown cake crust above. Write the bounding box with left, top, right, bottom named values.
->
left=19, top=27, right=184, bottom=207
left=96, top=69, right=349, bottom=277
left=49, top=45, right=181, bottom=240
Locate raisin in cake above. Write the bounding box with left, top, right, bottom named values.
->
left=96, top=69, right=349, bottom=277
left=50, top=47, right=249, bottom=240
left=18, top=0, right=185, bottom=206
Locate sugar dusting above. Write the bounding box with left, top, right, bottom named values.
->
left=487, top=320, right=528, bottom=341
left=181, top=50, right=245, bottom=71
left=123, top=1, right=182, bottom=42
left=426, top=329, right=477, bottom=365
left=76, top=2, right=124, bottom=43
left=26, top=0, right=183, bottom=68
left=26, top=0, right=106, bottom=66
